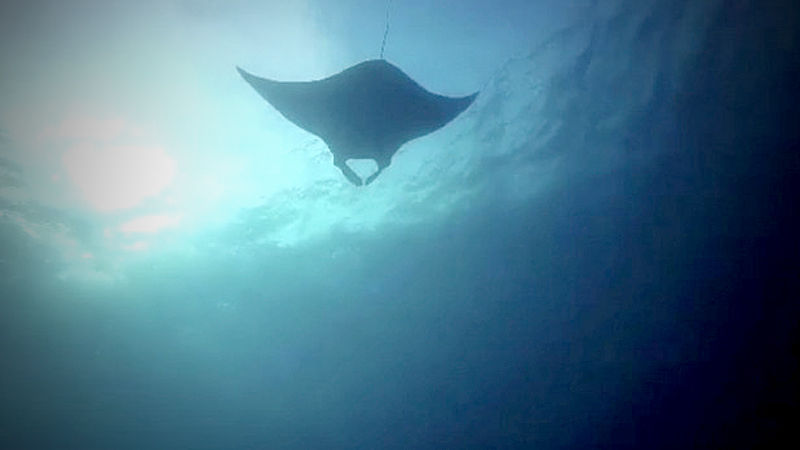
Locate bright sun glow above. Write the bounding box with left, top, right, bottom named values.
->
left=119, top=214, right=182, bottom=233
left=62, top=143, right=176, bottom=211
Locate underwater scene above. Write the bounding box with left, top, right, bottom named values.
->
left=1, top=0, right=798, bottom=448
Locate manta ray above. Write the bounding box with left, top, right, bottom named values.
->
left=237, top=60, right=478, bottom=185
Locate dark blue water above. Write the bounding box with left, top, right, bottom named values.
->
left=2, top=0, right=798, bottom=448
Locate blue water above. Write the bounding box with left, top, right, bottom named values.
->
left=1, top=0, right=798, bottom=448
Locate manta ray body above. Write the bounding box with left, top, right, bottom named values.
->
left=237, top=60, right=477, bottom=185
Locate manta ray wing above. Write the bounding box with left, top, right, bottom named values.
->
left=238, top=60, right=477, bottom=185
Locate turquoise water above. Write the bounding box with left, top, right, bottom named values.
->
left=1, top=0, right=798, bottom=448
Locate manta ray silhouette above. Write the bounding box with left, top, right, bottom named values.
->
left=237, top=60, right=478, bottom=185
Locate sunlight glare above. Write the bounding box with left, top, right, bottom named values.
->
left=62, top=143, right=176, bottom=211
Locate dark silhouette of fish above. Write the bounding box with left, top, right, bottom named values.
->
left=237, top=60, right=477, bottom=185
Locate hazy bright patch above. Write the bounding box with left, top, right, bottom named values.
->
left=119, top=214, right=182, bottom=233
left=62, top=142, right=176, bottom=212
